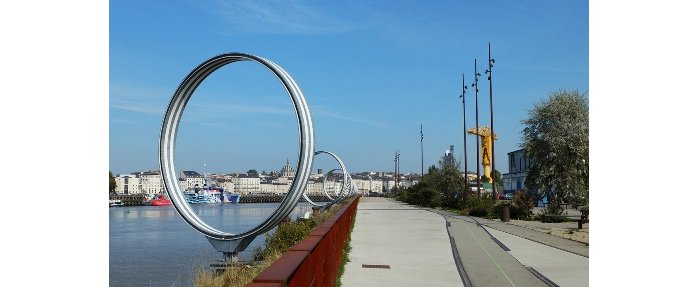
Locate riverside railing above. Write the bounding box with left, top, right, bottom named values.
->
left=246, top=195, right=359, bottom=287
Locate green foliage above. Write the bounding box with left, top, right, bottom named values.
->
left=543, top=201, right=565, bottom=216
left=398, top=162, right=464, bottom=209
left=254, top=218, right=313, bottom=261
left=522, top=89, right=589, bottom=207
left=511, top=190, right=535, bottom=220
left=461, top=195, right=495, bottom=217
left=252, top=203, right=343, bottom=261
left=539, top=214, right=570, bottom=223
left=481, top=175, right=491, bottom=183
left=109, top=171, right=116, bottom=194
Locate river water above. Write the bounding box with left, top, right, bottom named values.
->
left=109, top=202, right=321, bottom=287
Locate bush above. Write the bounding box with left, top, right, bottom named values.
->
left=512, top=190, right=535, bottom=220
left=462, top=195, right=495, bottom=217
left=539, top=214, right=570, bottom=223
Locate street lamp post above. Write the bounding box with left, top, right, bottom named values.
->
left=459, top=74, right=468, bottom=200
left=472, top=59, right=482, bottom=196
left=395, top=150, right=400, bottom=191
left=420, top=124, right=424, bottom=178
left=394, top=151, right=397, bottom=193
left=484, top=43, right=497, bottom=201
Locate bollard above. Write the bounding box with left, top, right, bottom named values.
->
left=578, top=209, right=588, bottom=229
left=501, top=205, right=510, bottom=222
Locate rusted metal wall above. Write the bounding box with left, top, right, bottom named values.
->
left=247, top=196, right=359, bottom=287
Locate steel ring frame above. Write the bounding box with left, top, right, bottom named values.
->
left=159, top=52, right=314, bottom=241
left=302, top=150, right=349, bottom=206
left=322, top=168, right=341, bottom=201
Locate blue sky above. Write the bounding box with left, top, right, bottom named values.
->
left=109, top=0, right=588, bottom=175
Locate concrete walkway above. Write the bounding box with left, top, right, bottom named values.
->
left=340, top=197, right=463, bottom=287
left=342, top=197, right=589, bottom=287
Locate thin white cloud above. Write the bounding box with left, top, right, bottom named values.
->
left=110, top=83, right=169, bottom=115
left=215, top=0, right=360, bottom=35
left=110, top=101, right=164, bottom=115
left=109, top=118, right=139, bottom=125
left=313, top=105, right=388, bottom=128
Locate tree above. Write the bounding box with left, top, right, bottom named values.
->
left=481, top=175, right=491, bottom=183
left=436, top=154, right=465, bottom=209
left=521, top=89, right=589, bottom=213
left=109, top=171, right=116, bottom=194
left=493, top=170, right=502, bottom=186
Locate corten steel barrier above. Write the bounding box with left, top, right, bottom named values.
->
left=246, top=196, right=360, bottom=287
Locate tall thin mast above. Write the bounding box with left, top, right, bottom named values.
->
left=460, top=73, right=468, bottom=199
left=485, top=43, right=497, bottom=201
left=472, top=59, right=482, bottom=196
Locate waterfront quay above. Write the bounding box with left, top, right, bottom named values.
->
left=341, top=197, right=588, bottom=287
left=108, top=193, right=331, bottom=206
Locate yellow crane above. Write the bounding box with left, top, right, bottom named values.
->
left=467, top=126, right=497, bottom=182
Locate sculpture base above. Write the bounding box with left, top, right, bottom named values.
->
left=207, top=236, right=257, bottom=263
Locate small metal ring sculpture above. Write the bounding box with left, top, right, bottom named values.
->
left=302, top=150, right=349, bottom=207
left=159, top=52, right=314, bottom=257
left=322, top=168, right=341, bottom=201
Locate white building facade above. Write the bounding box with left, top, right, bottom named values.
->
left=502, top=149, right=532, bottom=196
left=231, top=175, right=261, bottom=194
left=115, top=174, right=140, bottom=194
left=139, top=171, right=164, bottom=195
left=180, top=171, right=205, bottom=191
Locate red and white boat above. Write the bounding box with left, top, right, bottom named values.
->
left=150, top=195, right=172, bottom=206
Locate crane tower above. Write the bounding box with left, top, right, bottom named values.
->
left=467, top=126, right=497, bottom=182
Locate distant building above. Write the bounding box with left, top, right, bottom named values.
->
left=140, top=170, right=164, bottom=195
left=304, top=179, right=326, bottom=196
left=351, top=176, right=384, bottom=195
left=220, top=180, right=236, bottom=194
left=231, top=174, right=261, bottom=194
left=114, top=170, right=164, bottom=195
left=501, top=149, right=533, bottom=196
left=280, top=159, right=296, bottom=178
left=259, top=182, right=290, bottom=194
left=115, top=174, right=139, bottom=194
left=443, top=145, right=456, bottom=167
left=180, top=170, right=205, bottom=191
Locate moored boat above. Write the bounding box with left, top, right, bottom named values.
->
left=150, top=195, right=172, bottom=206
left=109, top=199, right=124, bottom=207
left=183, top=189, right=221, bottom=204
left=228, top=193, right=241, bottom=204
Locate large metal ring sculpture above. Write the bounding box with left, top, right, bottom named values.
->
left=159, top=52, right=314, bottom=258
left=302, top=150, right=349, bottom=207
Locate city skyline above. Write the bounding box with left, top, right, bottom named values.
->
left=109, top=1, right=588, bottom=176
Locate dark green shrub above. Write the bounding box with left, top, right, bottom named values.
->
left=512, top=190, right=535, bottom=220
left=462, top=195, right=495, bottom=217
left=539, top=214, right=570, bottom=223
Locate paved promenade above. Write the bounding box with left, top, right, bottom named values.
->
left=341, top=197, right=589, bottom=287
left=340, top=197, right=463, bottom=286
